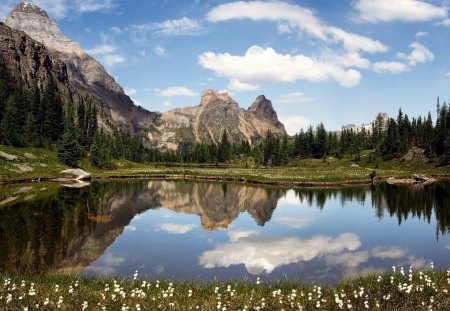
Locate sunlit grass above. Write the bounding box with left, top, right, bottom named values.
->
left=2, top=145, right=450, bottom=184
left=2, top=266, right=450, bottom=310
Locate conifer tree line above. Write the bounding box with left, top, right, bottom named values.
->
left=0, top=69, right=146, bottom=168
left=2, top=64, right=450, bottom=168
left=151, top=103, right=450, bottom=166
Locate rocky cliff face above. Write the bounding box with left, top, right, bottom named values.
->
left=149, top=90, right=286, bottom=150
left=3, top=2, right=156, bottom=132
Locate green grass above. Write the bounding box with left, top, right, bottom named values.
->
left=2, top=145, right=450, bottom=184
left=1, top=267, right=450, bottom=310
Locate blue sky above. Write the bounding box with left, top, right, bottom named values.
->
left=2, top=0, right=450, bottom=134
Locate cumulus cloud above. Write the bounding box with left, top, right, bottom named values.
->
left=373, top=42, right=433, bottom=74
left=206, top=1, right=387, bottom=53
left=155, top=86, right=198, bottom=97
left=199, top=233, right=361, bottom=275
left=158, top=223, right=198, bottom=234
left=397, top=42, right=434, bottom=66
left=275, top=92, right=314, bottom=104
left=372, top=61, right=408, bottom=74
left=199, top=46, right=362, bottom=89
left=278, top=115, right=311, bottom=135
left=353, top=0, right=447, bottom=23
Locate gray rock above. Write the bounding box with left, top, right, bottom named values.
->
left=0, top=151, right=18, bottom=161
left=60, top=169, right=91, bottom=181
left=14, top=163, right=33, bottom=172
left=24, top=153, right=37, bottom=159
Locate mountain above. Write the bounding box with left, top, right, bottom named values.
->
left=1, top=2, right=285, bottom=149
left=148, top=90, right=286, bottom=150
left=3, top=2, right=156, bottom=132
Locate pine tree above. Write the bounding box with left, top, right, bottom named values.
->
left=0, top=65, right=9, bottom=122
left=90, top=130, right=114, bottom=169
left=57, top=105, right=81, bottom=167
left=42, top=76, right=64, bottom=143
left=1, top=95, right=23, bottom=146
left=24, top=112, right=41, bottom=147
left=218, top=130, right=231, bottom=162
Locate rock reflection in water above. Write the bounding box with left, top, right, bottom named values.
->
left=0, top=180, right=449, bottom=282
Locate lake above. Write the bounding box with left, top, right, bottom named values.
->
left=1, top=179, right=450, bottom=284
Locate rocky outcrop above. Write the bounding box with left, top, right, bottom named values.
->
left=248, top=95, right=286, bottom=132
left=3, top=2, right=157, bottom=133
left=148, top=90, right=286, bottom=150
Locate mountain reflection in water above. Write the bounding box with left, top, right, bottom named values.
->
left=0, top=180, right=449, bottom=283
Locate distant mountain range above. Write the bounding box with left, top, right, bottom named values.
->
left=0, top=2, right=286, bottom=150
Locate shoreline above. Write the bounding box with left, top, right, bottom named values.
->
left=1, top=172, right=450, bottom=188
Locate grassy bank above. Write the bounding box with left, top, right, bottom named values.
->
left=2, top=145, right=450, bottom=185
left=1, top=267, right=449, bottom=310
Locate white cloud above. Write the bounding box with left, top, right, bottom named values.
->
left=275, top=92, right=314, bottom=104
left=371, top=246, right=408, bottom=259
left=86, top=44, right=116, bottom=55
left=398, top=42, right=434, bottom=66
left=273, top=217, right=312, bottom=229
left=228, top=78, right=259, bottom=91
left=321, top=51, right=371, bottom=69
left=74, top=0, right=116, bottom=13
left=438, top=18, right=450, bottom=26
left=162, top=101, right=172, bottom=107
left=278, top=115, right=311, bottom=135
left=199, top=233, right=361, bottom=275
left=125, top=88, right=137, bottom=96
left=158, top=223, right=197, bottom=234
left=353, top=0, right=447, bottom=23
left=372, top=61, right=408, bottom=74
left=155, top=86, right=198, bottom=97
left=446, top=72, right=450, bottom=77
left=124, top=225, right=137, bottom=231
left=110, top=26, right=124, bottom=35
left=199, top=46, right=362, bottom=89
left=153, top=45, right=165, bottom=56
left=325, top=251, right=370, bottom=268
left=130, top=17, right=201, bottom=41
left=206, top=1, right=387, bottom=53
left=415, top=31, right=428, bottom=38
left=228, top=229, right=259, bottom=242
left=103, top=54, right=126, bottom=66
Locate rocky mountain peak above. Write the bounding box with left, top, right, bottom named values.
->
left=9, top=2, right=48, bottom=17
left=5, top=2, right=85, bottom=58
left=200, top=89, right=235, bottom=106
left=248, top=95, right=286, bottom=132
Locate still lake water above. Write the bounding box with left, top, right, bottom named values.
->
left=1, top=179, right=450, bottom=284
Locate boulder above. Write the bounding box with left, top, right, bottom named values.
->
left=60, top=169, right=91, bottom=181
left=0, top=151, right=18, bottom=161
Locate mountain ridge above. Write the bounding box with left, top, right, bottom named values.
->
left=2, top=2, right=286, bottom=150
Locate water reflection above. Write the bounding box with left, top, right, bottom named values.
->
left=0, top=179, right=449, bottom=283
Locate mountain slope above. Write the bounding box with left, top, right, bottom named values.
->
left=148, top=90, right=286, bottom=150
left=3, top=2, right=156, bottom=132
